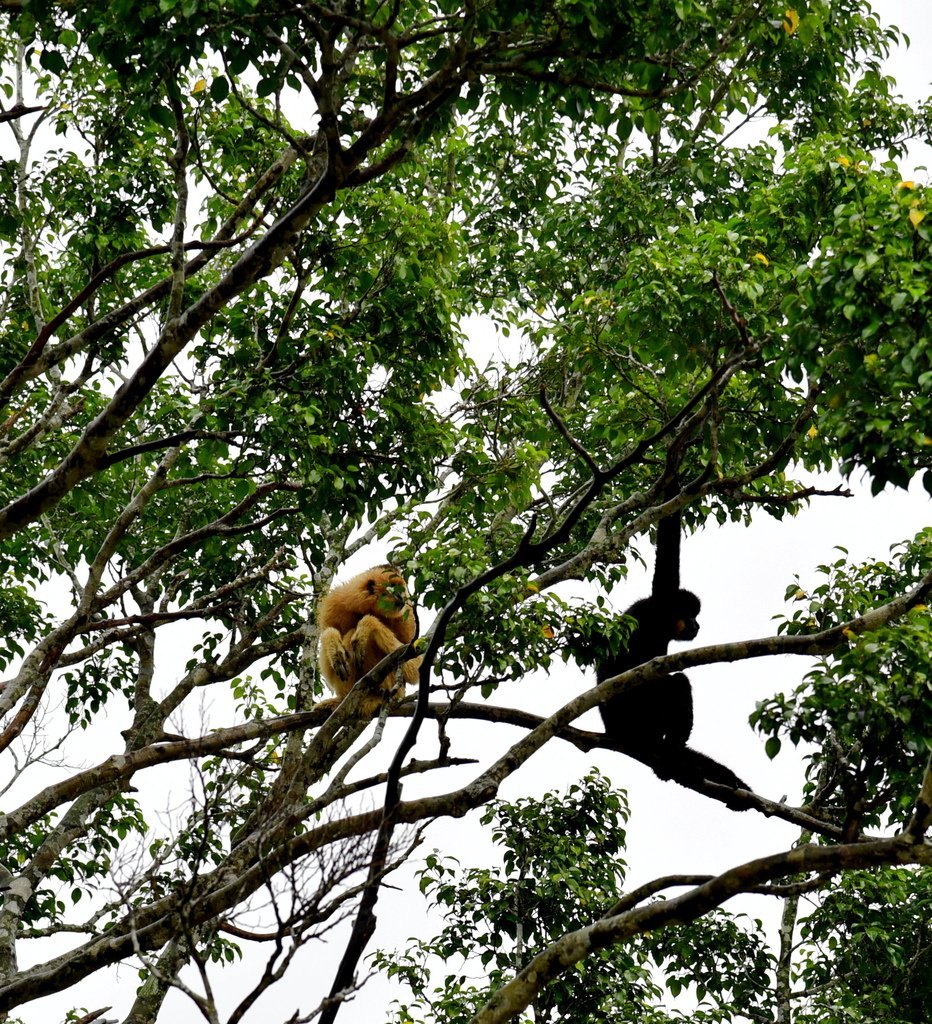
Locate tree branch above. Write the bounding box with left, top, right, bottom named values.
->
left=469, top=837, right=932, bottom=1024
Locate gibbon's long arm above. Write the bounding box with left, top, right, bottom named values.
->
left=652, top=509, right=683, bottom=600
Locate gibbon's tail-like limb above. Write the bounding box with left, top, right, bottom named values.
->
left=651, top=746, right=753, bottom=810
left=650, top=744, right=750, bottom=792
left=316, top=565, right=421, bottom=713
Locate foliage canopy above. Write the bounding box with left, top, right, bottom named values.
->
left=0, top=1, right=930, bottom=1021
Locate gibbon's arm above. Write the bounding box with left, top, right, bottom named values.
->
left=652, top=509, right=683, bottom=600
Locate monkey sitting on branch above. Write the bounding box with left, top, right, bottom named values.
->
left=597, top=510, right=752, bottom=809
left=316, top=565, right=422, bottom=713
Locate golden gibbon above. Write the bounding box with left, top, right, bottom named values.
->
left=316, top=564, right=421, bottom=711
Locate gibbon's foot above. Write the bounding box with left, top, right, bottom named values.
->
left=656, top=745, right=750, bottom=793
left=316, top=691, right=396, bottom=719
left=401, top=654, right=423, bottom=685
left=719, top=787, right=754, bottom=811
left=330, top=643, right=351, bottom=684
left=351, top=632, right=370, bottom=675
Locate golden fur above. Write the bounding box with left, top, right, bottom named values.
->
left=316, top=565, right=421, bottom=711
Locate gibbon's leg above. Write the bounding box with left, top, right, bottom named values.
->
left=319, top=626, right=354, bottom=700
left=352, top=614, right=412, bottom=691
left=657, top=747, right=752, bottom=808
left=599, top=659, right=750, bottom=801
left=662, top=673, right=694, bottom=748
left=634, top=674, right=749, bottom=799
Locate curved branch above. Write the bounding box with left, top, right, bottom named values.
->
left=413, top=701, right=842, bottom=837
left=470, top=836, right=932, bottom=1024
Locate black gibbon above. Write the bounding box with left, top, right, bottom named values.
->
left=317, top=565, right=421, bottom=712
left=598, top=512, right=751, bottom=803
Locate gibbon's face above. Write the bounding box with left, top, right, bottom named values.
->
left=674, top=616, right=699, bottom=641
left=372, top=573, right=410, bottom=617
left=672, top=589, right=701, bottom=641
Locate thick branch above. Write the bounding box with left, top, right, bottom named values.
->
left=469, top=837, right=932, bottom=1024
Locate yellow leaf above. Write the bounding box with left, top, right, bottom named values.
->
left=192, top=78, right=207, bottom=94
left=793, top=588, right=807, bottom=600
left=782, top=8, right=800, bottom=34
left=525, top=581, right=539, bottom=593
left=899, top=180, right=915, bottom=190
left=842, top=627, right=857, bottom=640
left=909, top=208, right=926, bottom=228
left=837, top=155, right=851, bottom=167
left=806, top=425, right=818, bottom=439
left=753, top=252, right=770, bottom=266
left=541, top=625, right=555, bottom=639
left=913, top=604, right=928, bottom=612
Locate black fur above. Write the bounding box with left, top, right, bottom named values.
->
left=597, top=514, right=750, bottom=805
